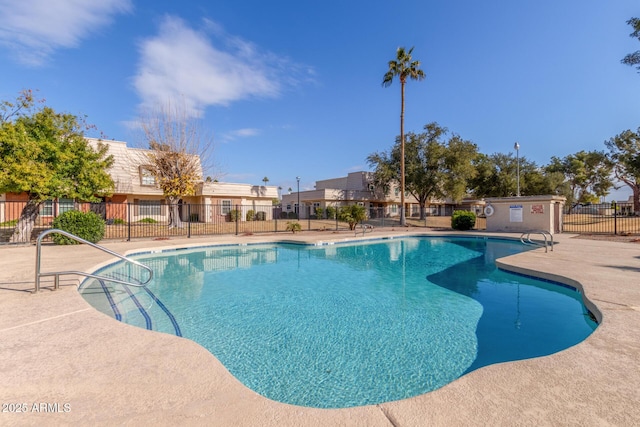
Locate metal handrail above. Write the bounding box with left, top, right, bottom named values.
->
left=35, top=229, right=153, bottom=292
left=520, top=230, right=554, bottom=253
left=356, top=223, right=374, bottom=236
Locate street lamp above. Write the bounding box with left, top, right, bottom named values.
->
left=514, top=142, right=520, bottom=197
left=296, top=176, right=300, bottom=220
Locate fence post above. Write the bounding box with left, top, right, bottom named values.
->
left=614, top=205, right=617, bottom=235
left=307, top=206, right=311, bottom=230
left=127, top=202, right=131, bottom=241
left=235, top=204, right=239, bottom=236
left=187, top=203, right=191, bottom=238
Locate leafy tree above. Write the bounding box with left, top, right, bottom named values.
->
left=368, top=122, right=478, bottom=219
left=470, top=152, right=561, bottom=198
left=338, top=204, right=367, bottom=230
left=382, top=46, right=425, bottom=226
left=605, top=128, right=640, bottom=214
left=621, top=17, right=640, bottom=72
left=139, top=100, right=214, bottom=228
left=546, top=151, right=613, bottom=206
left=0, top=93, right=113, bottom=243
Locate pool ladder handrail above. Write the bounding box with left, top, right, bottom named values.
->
left=520, top=230, right=554, bottom=253
left=35, top=229, right=153, bottom=293
left=356, top=223, right=374, bottom=236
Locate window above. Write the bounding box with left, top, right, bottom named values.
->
left=139, top=200, right=161, bottom=216
left=40, top=199, right=74, bottom=216
left=221, top=200, right=232, bottom=215
left=391, top=204, right=398, bottom=214
left=59, top=198, right=74, bottom=214
left=140, top=167, right=156, bottom=186
left=40, top=200, right=53, bottom=216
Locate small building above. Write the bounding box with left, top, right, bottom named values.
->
left=484, top=195, right=566, bottom=234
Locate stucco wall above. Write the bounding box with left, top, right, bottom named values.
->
left=484, top=196, right=566, bottom=234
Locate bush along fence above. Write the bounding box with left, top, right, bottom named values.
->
left=0, top=201, right=491, bottom=244
left=562, top=202, right=640, bottom=235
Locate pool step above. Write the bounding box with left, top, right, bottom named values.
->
left=80, top=279, right=182, bottom=336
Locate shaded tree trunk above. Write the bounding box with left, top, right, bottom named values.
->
left=419, top=204, right=426, bottom=220
left=10, top=199, right=41, bottom=243
left=617, top=177, right=640, bottom=216
left=167, top=197, right=183, bottom=228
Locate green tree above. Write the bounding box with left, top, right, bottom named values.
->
left=382, top=46, right=425, bottom=226
left=338, top=204, right=367, bottom=230
left=470, top=152, right=561, bottom=198
left=621, top=17, right=640, bottom=72
left=605, top=128, right=640, bottom=214
left=368, top=122, right=478, bottom=219
left=546, top=151, right=613, bottom=206
left=0, top=94, right=114, bottom=242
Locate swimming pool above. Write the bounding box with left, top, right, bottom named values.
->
left=79, top=236, right=597, bottom=408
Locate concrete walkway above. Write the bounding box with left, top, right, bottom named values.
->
left=0, top=230, right=639, bottom=426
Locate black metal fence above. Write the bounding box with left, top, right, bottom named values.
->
left=0, top=201, right=350, bottom=244
left=562, top=202, right=640, bottom=235
left=7, top=199, right=636, bottom=243
left=0, top=201, right=488, bottom=244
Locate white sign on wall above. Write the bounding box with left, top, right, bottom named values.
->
left=510, top=204, right=523, bottom=222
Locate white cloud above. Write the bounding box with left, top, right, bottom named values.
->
left=0, top=0, right=132, bottom=66
left=133, top=16, right=314, bottom=117
left=220, top=128, right=261, bottom=143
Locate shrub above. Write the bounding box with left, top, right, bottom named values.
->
left=326, top=206, right=337, bottom=219
left=137, top=217, right=158, bottom=223
left=451, top=210, right=476, bottom=231
left=279, top=211, right=289, bottom=219
left=286, top=221, right=302, bottom=233
left=189, top=213, right=199, bottom=222
left=315, top=207, right=324, bottom=219
left=0, top=219, right=18, bottom=227
left=112, top=218, right=127, bottom=225
left=287, top=211, right=298, bottom=219
left=228, top=209, right=241, bottom=222
left=246, top=210, right=256, bottom=221
left=255, top=211, right=266, bottom=221
left=338, top=204, right=367, bottom=230
left=51, top=210, right=105, bottom=244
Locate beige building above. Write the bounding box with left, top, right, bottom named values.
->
left=89, top=139, right=279, bottom=223
left=280, top=171, right=483, bottom=219
left=1, top=139, right=279, bottom=224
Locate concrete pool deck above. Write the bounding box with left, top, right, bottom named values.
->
left=0, top=230, right=639, bottom=426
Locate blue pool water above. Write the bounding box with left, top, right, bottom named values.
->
left=79, top=237, right=597, bottom=408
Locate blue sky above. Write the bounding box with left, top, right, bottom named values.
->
left=1, top=0, right=639, bottom=200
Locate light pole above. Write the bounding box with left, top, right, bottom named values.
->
left=296, top=176, right=300, bottom=220
left=514, top=142, right=520, bottom=197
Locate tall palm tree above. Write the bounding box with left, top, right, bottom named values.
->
left=383, top=46, right=425, bottom=226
